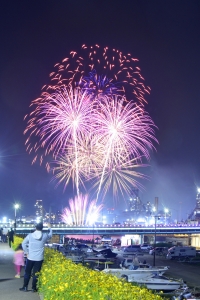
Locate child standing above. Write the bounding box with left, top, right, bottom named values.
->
left=13, top=244, right=24, bottom=278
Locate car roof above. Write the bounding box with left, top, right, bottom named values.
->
left=155, top=247, right=167, bottom=249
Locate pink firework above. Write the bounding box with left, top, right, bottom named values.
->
left=24, top=86, right=94, bottom=195
left=92, top=95, right=157, bottom=200
left=24, top=45, right=158, bottom=201
left=49, top=94, right=157, bottom=200
left=61, top=194, right=103, bottom=225
left=94, top=95, right=157, bottom=161
left=25, top=86, right=93, bottom=158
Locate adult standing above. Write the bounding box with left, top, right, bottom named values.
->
left=19, top=222, right=52, bottom=292
left=8, top=228, right=14, bottom=247
left=2, top=227, right=8, bottom=243
left=0, top=228, right=3, bottom=242
left=129, top=255, right=140, bottom=270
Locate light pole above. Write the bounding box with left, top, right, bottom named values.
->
left=153, top=215, right=160, bottom=267
left=14, top=204, right=19, bottom=230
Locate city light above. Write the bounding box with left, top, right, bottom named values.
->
left=102, top=215, right=107, bottom=224
left=164, top=208, right=169, bottom=225
left=2, top=217, right=7, bottom=223
left=36, top=216, right=43, bottom=224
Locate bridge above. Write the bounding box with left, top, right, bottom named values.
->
left=5, top=223, right=200, bottom=236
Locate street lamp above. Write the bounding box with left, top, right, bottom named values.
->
left=153, top=215, right=160, bottom=267
left=14, top=203, right=20, bottom=230
left=164, top=208, right=169, bottom=225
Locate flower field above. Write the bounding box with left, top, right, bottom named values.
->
left=11, top=235, right=23, bottom=251
left=38, top=248, right=163, bottom=300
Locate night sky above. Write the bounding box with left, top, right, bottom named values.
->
left=0, top=0, right=200, bottom=220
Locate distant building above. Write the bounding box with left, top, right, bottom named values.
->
left=187, top=189, right=200, bottom=222
left=192, top=190, right=200, bottom=221
left=195, top=190, right=200, bottom=214
left=128, top=189, right=152, bottom=215
left=55, top=210, right=62, bottom=223
left=154, top=197, right=159, bottom=212
left=128, top=188, right=145, bottom=212
left=35, top=200, right=43, bottom=219
left=44, top=212, right=56, bottom=223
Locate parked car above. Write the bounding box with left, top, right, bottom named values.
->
left=149, top=247, right=168, bottom=256
left=101, top=243, right=112, bottom=248
left=123, top=245, right=142, bottom=253
left=112, top=239, right=121, bottom=247
left=166, top=246, right=196, bottom=260
left=140, top=244, right=151, bottom=251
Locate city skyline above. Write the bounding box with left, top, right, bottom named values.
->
left=0, top=1, right=200, bottom=218
left=1, top=188, right=199, bottom=226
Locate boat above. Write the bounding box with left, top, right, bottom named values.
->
left=92, top=248, right=118, bottom=258
left=129, top=274, right=186, bottom=293
left=65, top=253, right=84, bottom=263
left=172, top=286, right=200, bottom=299
left=102, top=263, right=169, bottom=280
left=64, top=247, right=117, bottom=264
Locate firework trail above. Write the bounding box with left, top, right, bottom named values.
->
left=93, top=95, right=157, bottom=200
left=51, top=135, right=104, bottom=191
left=61, top=194, right=103, bottom=225
left=91, top=155, right=148, bottom=200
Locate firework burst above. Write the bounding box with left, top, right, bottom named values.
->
left=92, top=95, right=157, bottom=200
left=61, top=194, right=103, bottom=225
left=44, top=44, right=150, bottom=104
left=94, top=95, right=157, bottom=161
left=25, top=86, right=93, bottom=158
left=24, top=86, right=95, bottom=195
left=49, top=95, right=157, bottom=200
left=50, top=136, right=103, bottom=192
left=24, top=45, right=158, bottom=202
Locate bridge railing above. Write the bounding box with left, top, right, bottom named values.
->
left=1, top=222, right=199, bottom=235
left=1, top=222, right=200, bottom=229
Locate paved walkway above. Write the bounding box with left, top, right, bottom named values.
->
left=0, top=242, right=40, bottom=300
